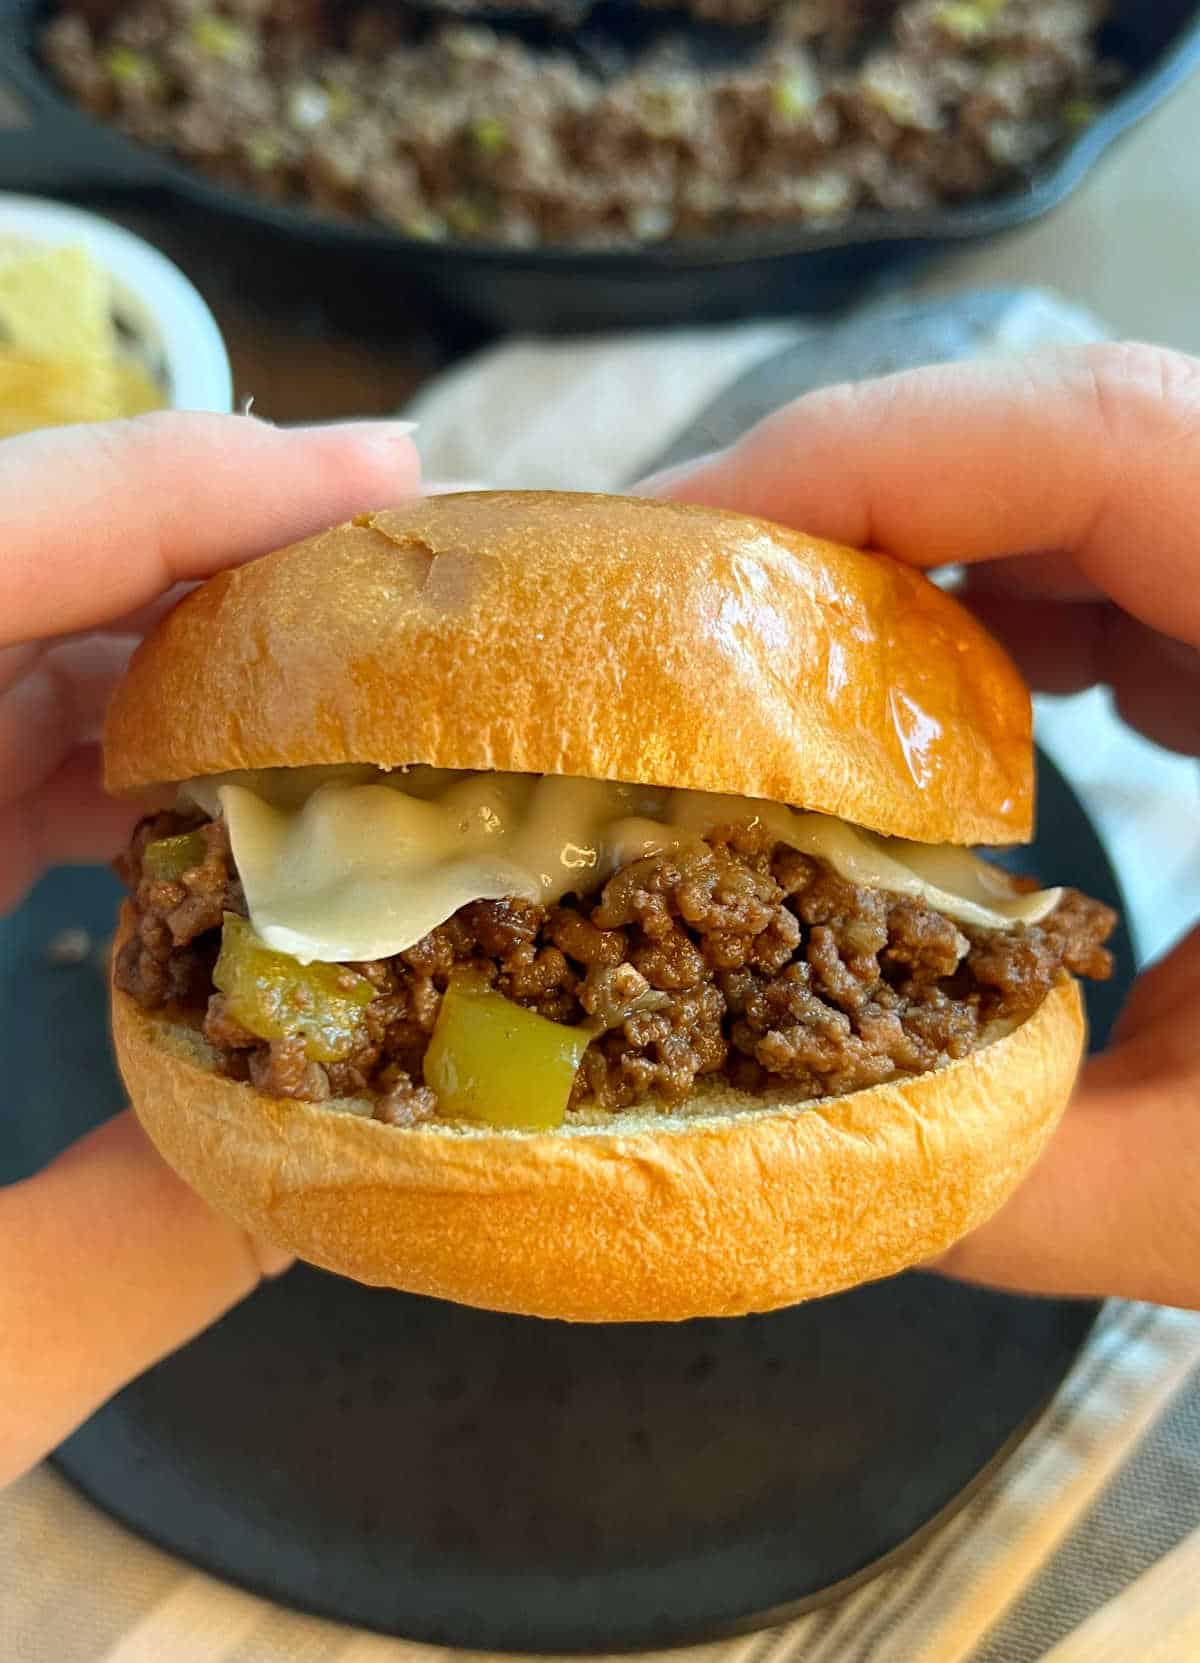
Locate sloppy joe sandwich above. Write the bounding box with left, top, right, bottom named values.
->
left=104, top=491, right=1115, bottom=1321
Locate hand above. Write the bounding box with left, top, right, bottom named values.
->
left=0, top=412, right=420, bottom=1487
left=643, top=341, right=1200, bottom=1311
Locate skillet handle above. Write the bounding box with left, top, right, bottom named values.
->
left=0, top=38, right=164, bottom=193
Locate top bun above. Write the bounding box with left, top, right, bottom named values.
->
left=104, top=490, right=1032, bottom=846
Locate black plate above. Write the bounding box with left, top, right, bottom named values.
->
left=0, top=749, right=1133, bottom=1652
left=1, top=0, right=1198, bottom=332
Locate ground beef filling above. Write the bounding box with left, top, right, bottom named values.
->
left=114, top=811, right=1116, bottom=1123
left=43, top=0, right=1115, bottom=249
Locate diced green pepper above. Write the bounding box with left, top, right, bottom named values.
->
left=423, top=976, right=591, bottom=1130
left=401, top=212, right=448, bottom=242
left=863, top=76, right=923, bottom=125
left=445, top=195, right=488, bottom=235
left=1062, top=98, right=1099, bottom=130
left=143, top=830, right=207, bottom=882
left=637, top=83, right=693, bottom=140
left=104, top=45, right=164, bottom=96
left=932, top=0, right=1007, bottom=42
left=213, top=913, right=374, bottom=1063
left=323, top=84, right=358, bottom=123
left=470, top=117, right=508, bottom=156
left=242, top=131, right=283, bottom=172
left=771, top=72, right=817, bottom=123
left=188, top=13, right=257, bottom=66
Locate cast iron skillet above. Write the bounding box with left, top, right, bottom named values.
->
left=1, top=0, right=1198, bottom=334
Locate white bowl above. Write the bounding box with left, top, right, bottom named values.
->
left=0, top=192, right=233, bottom=414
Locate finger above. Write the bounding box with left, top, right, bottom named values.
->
left=960, top=592, right=1106, bottom=694
left=0, top=1110, right=291, bottom=1489
left=0, top=412, right=420, bottom=647
left=98, top=581, right=198, bottom=639
left=0, top=636, right=137, bottom=806
left=935, top=930, right=1200, bottom=1309
left=0, top=590, right=202, bottom=702
left=641, top=343, right=1200, bottom=648
left=931, top=1075, right=1193, bottom=1307
left=0, top=744, right=146, bottom=913
left=0, top=642, right=42, bottom=696
left=1108, top=923, right=1200, bottom=1063
left=961, top=590, right=1200, bottom=753
left=963, top=551, right=1106, bottom=602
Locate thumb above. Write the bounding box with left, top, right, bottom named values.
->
left=0, top=1109, right=291, bottom=1489
left=934, top=928, right=1200, bottom=1310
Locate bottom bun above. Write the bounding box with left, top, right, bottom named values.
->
left=111, top=910, right=1085, bottom=1322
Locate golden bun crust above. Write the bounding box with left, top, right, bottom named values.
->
left=103, top=491, right=1033, bottom=845
left=112, top=910, right=1084, bottom=1322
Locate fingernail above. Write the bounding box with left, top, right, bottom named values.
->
left=356, top=419, right=421, bottom=454
left=331, top=418, right=420, bottom=441
left=424, top=479, right=490, bottom=495
left=290, top=418, right=420, bottom=439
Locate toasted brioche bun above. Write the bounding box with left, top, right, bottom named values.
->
left=104, top=490, right=1033, bottom=845
left=113, top=896, right=1084, bottom=1321
left=105, top=492, right=1072, bottom=1321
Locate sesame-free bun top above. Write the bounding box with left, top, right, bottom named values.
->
left=104, top=490, right=1033, bottom=845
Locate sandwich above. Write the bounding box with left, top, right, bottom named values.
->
left=104, top=490, right=1116, bottom=1321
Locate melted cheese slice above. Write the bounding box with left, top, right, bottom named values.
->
left=180, top=767, right=1062, bottom=965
